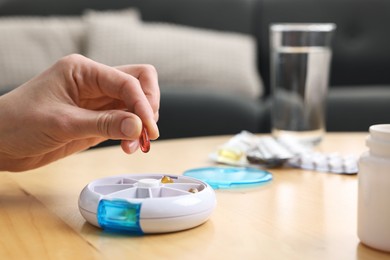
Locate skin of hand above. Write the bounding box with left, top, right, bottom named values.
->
left=0, top=54, right=160, bottom=172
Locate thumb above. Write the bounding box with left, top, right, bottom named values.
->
left=70, top=109, right=143, bottom=140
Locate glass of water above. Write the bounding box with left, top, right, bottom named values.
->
left=270, top=23, right=336, bottom=145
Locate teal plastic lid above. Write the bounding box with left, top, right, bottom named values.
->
left=183, top=166, right=272, bottom=189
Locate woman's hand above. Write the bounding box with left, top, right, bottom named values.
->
left=0, top=54, right=160, bottom=171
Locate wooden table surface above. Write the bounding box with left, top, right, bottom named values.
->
left=1, top=132, right=390, bottom=260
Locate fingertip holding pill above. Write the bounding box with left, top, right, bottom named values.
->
left=139, top=126, right=150, bottom=153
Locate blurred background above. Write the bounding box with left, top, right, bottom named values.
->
left=0, top=0, right=389, bottom=145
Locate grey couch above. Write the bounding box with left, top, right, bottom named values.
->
left=1, top=0, right=389, bottom=145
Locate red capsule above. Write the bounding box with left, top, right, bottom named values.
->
left=139, top=126, right=150, bottom=153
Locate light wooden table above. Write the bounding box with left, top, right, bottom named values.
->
left=1, top=133, right=389, bottom=260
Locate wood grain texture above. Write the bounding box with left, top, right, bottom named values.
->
left=2, top=133, right=390, bottom=259
left=0, top=175, right=102, bottom=260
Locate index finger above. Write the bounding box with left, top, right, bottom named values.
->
left=116, top=64, right=160, bottom=122
left=70, top=57, right=160, bottom=139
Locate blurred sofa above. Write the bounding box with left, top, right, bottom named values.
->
left=0, top=0, right=389, bottom=144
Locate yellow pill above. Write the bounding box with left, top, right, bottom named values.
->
left=188, top=188, right=199, bottom=193
left=161, top=176, right=174, bottom=183
left=218, top=147, right=243, bottom=161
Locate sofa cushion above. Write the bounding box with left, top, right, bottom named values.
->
left=85, top=9, right=263, bottom=99
left=326, top=86, right=390, bottom=132
left=0, top=16, right=84, bottom=92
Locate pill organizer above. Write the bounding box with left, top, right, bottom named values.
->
left=79, top=174, right=216, bottom=234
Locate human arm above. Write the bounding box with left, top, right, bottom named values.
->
left=0, top=54, right=160, bottom=171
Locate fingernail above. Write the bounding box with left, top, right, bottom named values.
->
left=147, top=119, right=160, bottom=140
left=121, top=118, right=140, bottom=138
left=128, top=140, right=139, bottom=153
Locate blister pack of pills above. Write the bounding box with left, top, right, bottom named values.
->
left=212, top=131, right=358, bottom=175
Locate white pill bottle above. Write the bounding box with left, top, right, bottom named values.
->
left=358, top=124, right=390, bottom=252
